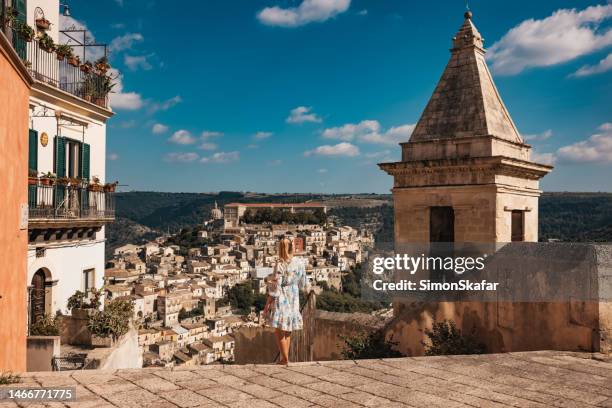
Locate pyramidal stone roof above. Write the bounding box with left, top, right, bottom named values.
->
left=409, top=11, right=523, bottom=144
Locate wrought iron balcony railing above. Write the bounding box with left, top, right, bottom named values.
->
left=28, top=182, right=115, bottom=225
left=8, top=28, right=110, bottom=108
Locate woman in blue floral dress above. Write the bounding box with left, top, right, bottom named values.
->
left=264, top=236, right=308, bottom=365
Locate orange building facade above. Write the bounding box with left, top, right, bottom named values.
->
left=0, top=31, right=32, bottom=372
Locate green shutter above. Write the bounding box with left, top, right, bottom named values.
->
left=54, top=136, right=66, bottom=177
left=12, top=0, right=26, bottom=59
left=82, top=143, right=91, bottom=181
left=28, top=129, right=38, bottom=172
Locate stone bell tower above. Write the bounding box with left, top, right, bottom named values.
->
left=379, top=11, right=552, bottom=244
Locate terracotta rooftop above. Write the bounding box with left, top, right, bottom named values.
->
left=17, top=351, right=612, bottom=407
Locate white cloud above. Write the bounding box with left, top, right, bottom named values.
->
left=108, top=68, right=144, bottom=110
left=110, top=33, right=144, bottom=52
left=168, top=130, right=196, bottom=145
left=322, top=120, right=414, bottom=145
left=201, top=131, right=223, bottom=140
left=114, top=0, right=124, bottom=6
left=152, top=123, right=168, bottom=134
left=304, top=142, right=360, bottom=157
left=148, top=95, right=182, bottom=113
left=531, top=151, right=556, bottom=165
left=198, top=143, right=218, bottom=151
left=523, top=129, right=553, bottom=142
left=572, top=53, right=612, bottom=77
left=247, top=144, right=259, bottom=149
left=364, top=150, right=391, bottom=159
left=357, top=9, right=367, bottom=16
left=286, top=106, right=322, bottom=124
left=164, top=152, right=199, bottom=163
left=111, top=23, right=125, bottom=29
left=556, top=123, right=612, bottom=164
left=488, top=5, right=612, bottom=75
left=124, top=54, right=153, bottom=71
left=257, top=0, right=350, bottom=28
left=253, top=131, right=273, bottom=140
left=318, top=168, right=328, bottom=173
left=107, top=152, right=119, bottom=161
left=200, top=151, right=240, bottom=164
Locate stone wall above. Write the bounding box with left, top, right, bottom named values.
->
left=386, top=243, right=612, bottom=356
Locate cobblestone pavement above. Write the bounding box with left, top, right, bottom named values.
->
left=2, top=351, right=612, bottom=407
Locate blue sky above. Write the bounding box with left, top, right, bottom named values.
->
left=67, top=0, right=611, bottom=193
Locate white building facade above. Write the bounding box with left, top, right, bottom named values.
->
left=13, top=0, right=116, bottom=325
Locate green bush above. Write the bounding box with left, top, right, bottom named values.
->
left=0, top=372, right=20, bottom=385
left=67, top=288, right=102, bottom=311
left=340, top=329, right=403, bottom=360
left=87, top=299, right=133, bottom=339
left=30, top=314, right=60, bottom=336
left=422, top=320, right=486, bottom=356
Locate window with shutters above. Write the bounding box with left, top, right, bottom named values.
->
left=54, top=137, right=91, bottom=180
left=29, top=130, right=38, bottom=172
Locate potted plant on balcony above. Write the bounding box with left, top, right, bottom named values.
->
left=16, top=21, right=35, bottom=42
left=80, top=61, right=93, bottom=74
left=28, top=169, right=38, bottom=185
left=35, top=17, right=51, bottom=30
left=40, top=171, right=56, bottom=186
left=38, top=33, right=55, bottom=53
left=67, top=288, right=102, bottom=319
left=103, top=181, right=118, bottom=193
left=56, top=176, right=70, bottom=186
left=88, top=176, right=103, bottom=192
left=92, top=74, right=115, bottom=106
left=55, top=43, right=72, bottom=61
left=94, top=56, right=110, bottom=74
left=67, top=54, right=80, bottom=67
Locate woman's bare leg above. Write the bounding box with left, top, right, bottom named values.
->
left=274, top=328, right=283, bottom=363
left=279, top=331, right=291, bottom=364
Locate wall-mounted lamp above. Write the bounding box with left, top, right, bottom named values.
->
left=60, top=3, right=71, bottom=17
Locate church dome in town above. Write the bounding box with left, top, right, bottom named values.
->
left=210, top=201, right=223, bottom=220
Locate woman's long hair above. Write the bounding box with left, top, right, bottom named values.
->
left=278, top=236, right=293, bottom=262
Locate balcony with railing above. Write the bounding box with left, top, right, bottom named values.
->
left=3, top=12, right=111, bottom=109
left=28, top=182, right=115, bottom=229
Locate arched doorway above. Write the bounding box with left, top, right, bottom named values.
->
left=30, top=269, right=47, bottom=325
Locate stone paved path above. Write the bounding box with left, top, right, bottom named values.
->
left=2, top=351, right=612, bottom=407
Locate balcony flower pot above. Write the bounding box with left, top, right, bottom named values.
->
left=80, top=62, right=93, bottom=74
left=40, top=177, right=55, bottom=186
left=28, top=176, right=38, bottom=186
left=67, top=56, right=80, bottom=67
left=90, top=335, right=114, bottom=348
left=35, top=18, right=51, bottom=30
left=56, top=177, right=70, bottom=186
left=94, top=56, right=110, bottom=74
left=88, top=183, right=103, bottom=192
left=38, top=34, right=55, bottom=53
left=17, top=23, right=35, bottom=42
left=103, top=182, right=118, bottom=193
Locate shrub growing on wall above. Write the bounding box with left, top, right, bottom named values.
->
left=30, top=314, right=60, bottom=336
left=422, top=320, right=486, bottom=356
left=340, top=329, right=403, bottom=360
left=87, top=299, right=134, bottom=340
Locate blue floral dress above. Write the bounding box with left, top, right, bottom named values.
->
left=265, top=257, right=308, bottom=332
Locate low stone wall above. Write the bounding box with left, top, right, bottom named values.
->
left=385, top=244, right=612, bottom=356
left=234, top=310, right=387, bottom=363
left=27, top=336, right=60, bottom=372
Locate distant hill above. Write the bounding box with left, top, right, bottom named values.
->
left=106, top=191, right=611, bottom=259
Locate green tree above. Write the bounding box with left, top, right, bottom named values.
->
left=422, top=320, right=486, bottom=356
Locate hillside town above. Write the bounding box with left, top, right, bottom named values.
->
left=105, top=202, right=374, bottom=367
